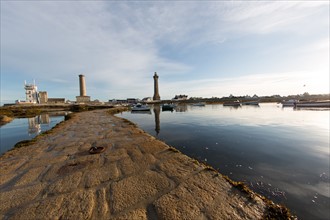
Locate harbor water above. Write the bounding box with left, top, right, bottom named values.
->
left=116, top=103, right=329, bottom=220
left=0, top=105, right=328, bottom=219
left=0, top=113, right=65, bottom=155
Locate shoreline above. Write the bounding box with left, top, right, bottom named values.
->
left=0, top=108, right=294, bottom=219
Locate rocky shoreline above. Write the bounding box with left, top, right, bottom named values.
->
left=0, top=108, right=295, bottom=219
left=0, top=115, right=13, bottom=126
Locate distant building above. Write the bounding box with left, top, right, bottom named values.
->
left=142, top=97, right=152, bottom=102
left=38, top=91, right=65, bottom=104
left=110, top=99, right=127, bottom=104
left=127, top=98, right=139, bottom=104
left=271, top=95, right=281, bottom=98
left=47, top=98, right=65, bottom=104
left=17, top=80, right=65, bottom=105
left=39, top=91, right=48, bottom=104
left=24, top=81, right=39, bottom=103
left=110, top=99, right=140, bottom=105
left=172, top=95, right=188, bottom=101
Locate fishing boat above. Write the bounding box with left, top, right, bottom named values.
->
left=131, top=103, right=151, bottom=111
left=294, top=101, right=330, bottom=108
left=162, top=103, right=176, bottom=111
left=223, top=100, right=241, bottom=107
left=281, top=100, right=298, bottom=107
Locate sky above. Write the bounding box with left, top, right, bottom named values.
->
left=1, top=1, right=329, bottom=103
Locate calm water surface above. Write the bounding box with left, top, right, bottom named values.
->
left=117, top=103, right=329, bottom=220
left=0, top=114, right=65, bottom=155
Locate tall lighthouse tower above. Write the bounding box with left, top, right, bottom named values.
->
left=76, top=74, right=91, bottom=103
left=153, top=72, right=160, bottom=101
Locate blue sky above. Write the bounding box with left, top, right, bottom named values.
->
left=1, top=1, right=329, bottom=103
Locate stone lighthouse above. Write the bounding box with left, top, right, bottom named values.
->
left=76, top=74, right=91, bottom=103
left=79, top=74, right=87, bottom=96
left=153, top=72, right=160, bottom=101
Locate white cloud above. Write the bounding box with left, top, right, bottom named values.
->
left=1, top=2, right=192, bottom=92
left=217, top=1, right=329, bottom=34
left=1, top=1, right=328, bottom=102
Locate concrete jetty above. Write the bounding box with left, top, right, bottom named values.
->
left=0, top=109, right=292, bottom=219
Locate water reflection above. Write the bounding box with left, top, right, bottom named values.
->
left=28, top=114, right=50, bottom=135
left=174, top=103, right=188, bottom=112
left=0, top=112, right=66, bottom=155
left=153, top=104, right=160, bottom=135
left=130, top=111, right=152, bottom=115
left=222, top=105, right=241, bottom=109
left=123, top=103, right=330, bottom=219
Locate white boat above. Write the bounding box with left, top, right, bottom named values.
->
left=281, top=99, right=298, bottom=107
left=192, top=102, right=206, bottom=106
left=131, top=103, right=151, bottom=111
left=294, top=101, right=330, bottom=108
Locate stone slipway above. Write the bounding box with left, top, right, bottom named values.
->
left=0, top=109, right=292, bottom=219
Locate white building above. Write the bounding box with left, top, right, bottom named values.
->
left=142, top=97, right=152, bottom=102
left=24, top=80, right=39, bottom=103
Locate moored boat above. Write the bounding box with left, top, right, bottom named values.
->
left=281, top=99, right=298, bottom=107
left=131, top=103, right=151, bottom=111
left=223, top=100, right=241, bottom=107
left=294, top=101, right=330, bottom=108
left=162, top=103, right=176, bottom=111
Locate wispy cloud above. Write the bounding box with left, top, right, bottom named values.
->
left=217, top=1, right=329, bottom=34
left=1, top=1, right=328, bottom=101
left=161, top=70, right=329, bottom=99
left=1, top=1, right=193, bottom=82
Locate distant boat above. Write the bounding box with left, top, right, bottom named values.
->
left=223, top=100, right=241, bottom=107
left=131, top=103, right=151, bottom=111
left=241, top=101, right=259, bottom=105
left=162, top=103, right=176, bottom=111
left=281, top=99, right=298, bottom=107
left=192, top=102, right=206, bottom=106
left=294, top=101, right=330, bottom=108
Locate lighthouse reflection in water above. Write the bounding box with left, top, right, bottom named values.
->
left=28, top=114, right=50, bottom=135
left=0, top=113, right=65, bottom=155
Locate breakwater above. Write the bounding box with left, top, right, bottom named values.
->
left=0, top=108, right=293, bottom=219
